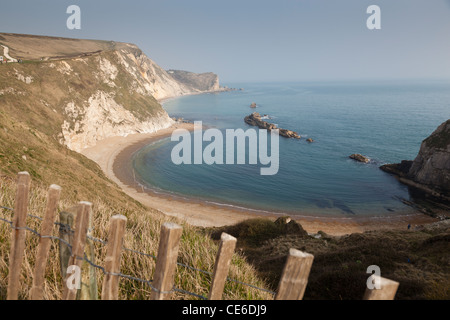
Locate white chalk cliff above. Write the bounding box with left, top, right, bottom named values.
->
left=61, top=91, right=174, bottom=152
left=60, top=44, right=225, bottom=152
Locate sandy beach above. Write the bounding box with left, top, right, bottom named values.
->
left=81, top=123, right=439, bottom=236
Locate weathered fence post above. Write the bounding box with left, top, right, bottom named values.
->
left=275, top=248, right=314, bottom=300
left=101, top=215, right=127, bottom=300
left=363, top=276, right=399, bottom=300
left=7, top=172, right=31, bottom=300
left=150, top=222, right=183, bottom=300
left=30, top=184, right=62, bottom=300
left=59, top=207, right=76, bottom=279
left=208, top=233, right=237, bottom=300
left=80, top=209, right=98, bottom=300
left=62, top=201, right=92, bottom=300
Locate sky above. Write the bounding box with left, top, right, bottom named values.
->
left=1, top=0, right=450, bottom=83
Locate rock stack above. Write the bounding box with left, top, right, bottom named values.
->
left=244, top=112, right=301, bottom=139
left=380, top=119, right=450, bottom=201
left=349, top=154, right=370, bottom=163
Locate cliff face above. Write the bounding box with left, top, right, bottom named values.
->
left=122, top=46, right=195, bottom=100
left=408, top=120, right=450, bottom=194
left=0, top=33, right=223, bottom=153
left=167, top=70, right=221, bottom=93
left=380, top=119, right=450, bottom=200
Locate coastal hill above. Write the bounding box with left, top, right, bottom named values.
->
left=381, top=119, right=450, bottom=202
left=0, top=32, right=231, bottom=214
left=0, top=33, right=224, bottom=152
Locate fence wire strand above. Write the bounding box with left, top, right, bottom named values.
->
left=0, top=205, right=276, bottom=299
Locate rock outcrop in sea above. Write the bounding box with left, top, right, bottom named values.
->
left=244, top=112, right=301, bottom=139
left=380, top=119, right=450, bottom=201
left=349, top=154, right=370, bottom=163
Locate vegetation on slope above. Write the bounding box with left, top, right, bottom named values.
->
left=0, top=33, right=117, bottom=61
left=0, top=174, right=272, bottom=300
left=208, top=218, right=450, bottom=300
left=424, top=119, right=450, bottom=150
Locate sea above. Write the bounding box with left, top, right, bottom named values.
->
left=131, top=80, right=450, bottom=218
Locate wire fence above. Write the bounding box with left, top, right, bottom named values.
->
left=1, top=172, right=403, bottom=301
left=0, top=204, right=276, bottom=300
left=1, top=173, right=401, bottom=301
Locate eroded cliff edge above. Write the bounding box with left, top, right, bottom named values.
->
left=380, top=119, right=450, bottom=202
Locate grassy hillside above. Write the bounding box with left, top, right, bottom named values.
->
left=0, top=57, right=156, bottom=203
left=208, top=218, right=450, bottom=300
left=0, top=33, right=118, bottom=61
left=0, top=175, right=272, bottom=300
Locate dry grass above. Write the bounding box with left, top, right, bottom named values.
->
left=0, top=33, right=118, bottom=61
left=210, top=218, right=450, bottom=300
left=0, top=176, right=273, bottom=300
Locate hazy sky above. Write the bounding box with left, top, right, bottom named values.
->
left=1, top=0, right=450, bottom=83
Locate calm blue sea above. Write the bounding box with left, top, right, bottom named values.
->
left=132, top=80, right=450, bottom=217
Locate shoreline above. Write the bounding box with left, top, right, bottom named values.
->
left=81, top=123, right=439, bottom=236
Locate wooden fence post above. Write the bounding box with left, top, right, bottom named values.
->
left=208, top=233, right=237, bottom=300
left=30, top=184, right=61, bottom=300
left=150, top=222, right=183, bottom=300
left=275, top=248, right=314, bottom=300
left=80, top=210, right=98, bottom=300
left=363, top=276, right=399, bottom=300
left=59, top=207, right=76, bottom=279
left=62, top=201, right=92, bottom=300
left=101, top=215, right=127, bottom=300
left=7, top=172, right=31, bottom=300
